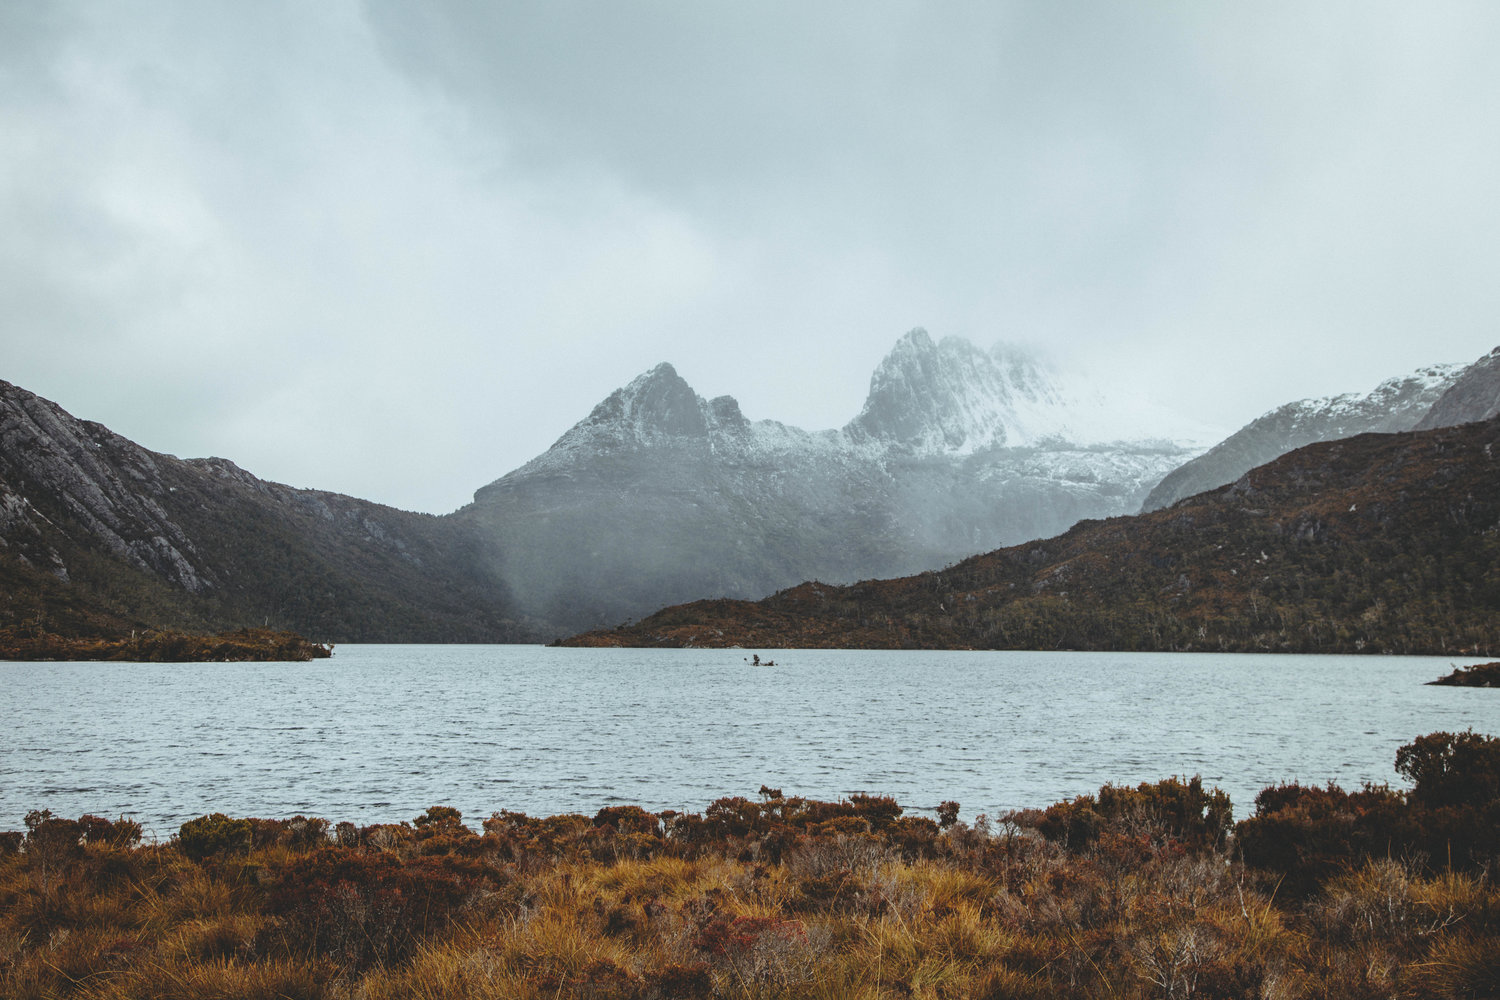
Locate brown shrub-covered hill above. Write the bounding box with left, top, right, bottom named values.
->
left=561, top=416, right=1500, bottom=654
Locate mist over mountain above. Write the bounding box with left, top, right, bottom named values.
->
left=564, top=414, right=1500, bottom=655
left=456, top=329, right=1199, bottom=632
left=9, top=332, right=1497, bottom=644
left=1140, top=363, right=1462, bottom=513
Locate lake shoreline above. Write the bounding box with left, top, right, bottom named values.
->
left=6, top=735, right=1497, bottom=999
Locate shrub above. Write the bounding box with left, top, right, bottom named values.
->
left=1032, top=777, right=1231, bottom=853
left=263, top=847, right=496, bottom=969
left=24, top=809, right=84, bottom=858
left=413, top=806, right=464, bottom=833
left=248, top=816, right=329, bottom=851
left=593, top=804, right=662, bottom=837
left=77, top=815, right=142, bottom=848
left=1395, top=730, right=1500, bottom=810
left=178, top=814, right=253, bottom=861
left=1234, top=783, right=1409, bottom=896
left=1238, top=732, right=1500, bottom=890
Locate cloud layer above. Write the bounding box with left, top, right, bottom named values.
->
left=4, top=2, right=1499, bottom=512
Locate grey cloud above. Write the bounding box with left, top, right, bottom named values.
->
left=3, top=1, right=1499, bottom=513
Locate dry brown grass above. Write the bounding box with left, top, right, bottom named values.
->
left=3, top=779, right=1498, bottom=1000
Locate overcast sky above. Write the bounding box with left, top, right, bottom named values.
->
left=4, top=2, right=1499, bottom=513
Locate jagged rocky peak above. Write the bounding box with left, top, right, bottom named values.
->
left=709, top=395, right=749, bottom=432
left=846, top=328, right=1069, bottom=451
left=534, top=362, right=760, bottom=462
left=590, top=363, right=708, bottom=438
left=1417, top=346, right=1500, bottom=430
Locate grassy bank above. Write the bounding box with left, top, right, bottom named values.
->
left=2, top=732, right=1497, bottom=999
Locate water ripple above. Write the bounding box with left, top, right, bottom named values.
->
left=2, top=645, right=1497, bottom=833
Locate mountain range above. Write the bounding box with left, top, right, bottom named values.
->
left=456, top=329, right=1198, bottom=631
left=562, top=412, right=1500, bottom=654
left=0, top=382, right=536, bottom=642
left=4, top=332, right=1499, bottom=644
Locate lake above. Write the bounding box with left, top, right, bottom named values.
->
left=3, top=646, right=1497, bottom=839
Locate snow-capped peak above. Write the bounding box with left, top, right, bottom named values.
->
left=844, top=328, right=1201, bottom=452
left=845, top=329, right=1066, bottom=451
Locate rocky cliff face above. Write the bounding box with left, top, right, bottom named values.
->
left=1139, top=363, right=1461, bottom=513
left=1417, top=347, right=1500, bottom=429
left=0, top=380, right=535, bottom=642
left=456, top=330, right=1198, bottom=632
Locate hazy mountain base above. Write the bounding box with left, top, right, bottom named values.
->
left=463, top=440, right=1187, bottom=633
left=461, top=343, right=1194, bottom=634
left=562, top=417, right=1500, bottom=654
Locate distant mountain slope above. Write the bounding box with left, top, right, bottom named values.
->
left=561, top=416, right=1500, bottom=655
left=0, top=380, right=538, bottom=642
left=1140, top=363, right=1461, bottom=512
left=1417, top=346, right=1500, bottom=429
left=455, top=330, right=1198, bottom=632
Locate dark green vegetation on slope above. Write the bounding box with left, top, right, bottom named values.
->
left=3, top=732, right=1497, bottom=999
left=564, top=416, right=1500, bottom=653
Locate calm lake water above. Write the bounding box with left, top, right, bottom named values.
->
left=3, top=646, right=1497, bottom=839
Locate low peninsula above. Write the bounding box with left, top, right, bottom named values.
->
left=0, top=625, right=333, bottom=662
left=1429, top=661, right=1500, bottom=687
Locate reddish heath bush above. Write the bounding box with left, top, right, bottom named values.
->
left=263, top=847, right=497, bottom=969
left=1238, top=731, right=1500, bottom=891
left=1234, top=782, right=1409, bottom=896
left=1033, top=776, right=1231, bottom=853
left=24, top=809, right=84, bottom=859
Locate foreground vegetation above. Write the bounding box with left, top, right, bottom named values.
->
left=3, top=732, right=1498, bottom=999
left=0, top=624, right=333, bottom=662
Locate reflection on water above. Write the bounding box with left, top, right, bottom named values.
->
left=4, top=646, right=1497, bottom=836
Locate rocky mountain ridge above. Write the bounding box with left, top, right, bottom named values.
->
left=457, top=329, right=1201, bottom=631
left=7, top=333, right=1499, bottom=643
left=0, top=379, right=536, bottom=642
left=1418, top=346, right=1500, bottom=430
left=1140, top=363, right=1462, bottom=512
